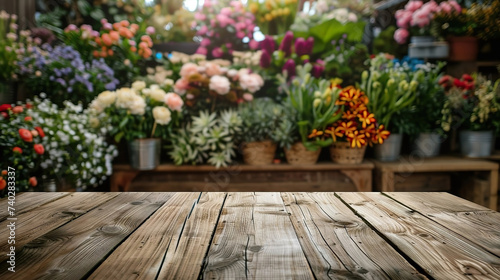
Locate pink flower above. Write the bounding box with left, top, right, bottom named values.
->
left=396, top=11, right=412, bottom=29
left=249, top=39, right=259, bottom=50
left=174, top=78, right=189, bottom=95
left=64, top=24, right=78, bottom=32
left=439, top=2, right=452, bottom=14
left=209, top=75, right=231, bottom=95
left=100, top=18, right=108, bottom=25
left=198, top=25, right=208, bottom=36
left=146, top=26, right=155, bottom=35
left=180, top=63, right=199, bottom=78
left=221, top=7, right=232, bottom=16
left=195, top=12, right=206, bottom=21
left=243, top=93, right=254, bottom=102
left=201, top=38, right=211, bottom=47
left=212, top=47, right=223, bottom=58
left=404, top=1, right=423, bottom=12
left=103, top=23, right=113, bottom=30
left=205, top=62, right=222, bottom=76
left=165, top=93, right=184, bottom=112
left=394, top=28, right=409, bottom=44
left=230, top=1, right=243, bottom=10
left=448, top=0, right=461, bottom=13
left=196, top=46, right=208, bottom=55
left=236, top=31, right=245, bottom=39
left=217, top=14, right=231, bottom=28
left=239, top=73, right=264, bottom=93
left=411, top=9, right=431, bottom=28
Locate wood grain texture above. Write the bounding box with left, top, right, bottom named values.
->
left=281, top=192, right=427, bottom=280
left=88, top=192, right=201, bottom=279
left=0, top=193, right=173, bottom=280
left=385, top=192, right=500, bottom=257
left=203, top=192, right=314, bottom=279
left=372, top=156, right=498, bottom=172
left=0, top=192, right=118, bottom=263
left=337, top=192, right=500, bottom=279
left=0, top=192, right=69, bottom=222
left=156, top=192, right=226, bottom=280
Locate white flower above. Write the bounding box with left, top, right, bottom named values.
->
left=227, top=69, right=238, bottom=78
left=209, top=75, right=231, bottom=95
left=115, top=88, right=137, bottom=109
left=153, top=106, right=172, bottom=125
left=129, top=95, right=146, bottom=115
left=132, top=81, right=146, bottom=91
left=239, top=73, right=264, bottom=93
left=149, top=88, right=167, bottom=102
left=96, top=90, right=117, bottom=108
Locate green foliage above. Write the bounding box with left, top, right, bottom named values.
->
left=372, top=26, right=408, bottom=59
left=323, top=39, right=369, bottom=87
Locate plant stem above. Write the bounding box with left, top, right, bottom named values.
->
left=151, top=122, right=157, bottom=138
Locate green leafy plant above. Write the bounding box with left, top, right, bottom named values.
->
left=169, top=110, right=242, bottom=168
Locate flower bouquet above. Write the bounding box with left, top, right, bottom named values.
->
left=0, top=103, right=45, bottom=193
left=324, top=86, right=389, bottom=163
left=173, top=60, right=264, bottom=114
left=89, top=81, right=184, bottom=169
left=278, top=63, right=342, bottom=164
left=193, top=0, right=258, bottom=58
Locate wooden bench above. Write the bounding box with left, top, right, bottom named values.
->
left=372, top=156, right=498, bottom=210
left=110, top=161, right=374, bottom=192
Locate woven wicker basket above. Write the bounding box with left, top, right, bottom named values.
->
left=242, top=140, right=277, bottom=165
left=329, top=142, right=367, bottom=164
left=284, top=142, right=321, bottom=165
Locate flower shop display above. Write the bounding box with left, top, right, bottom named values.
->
left=278, top=64, right=342, bottom=165
left=325, top=86, right=389, bottom=164
left=440, top=74, right=500, bottom=157
left=360, top=54, right=419, bottom=161
left=0, top=103, right=45, bottom=193
left=28, top=97, right=118, bottom=190
left=248, top=0, right=298, bottom=35
left=238, top=98, right=289, bottom=165
left=193, top=0, right=258, bottom=58
left=169, top=110, right=242, bottom=168
left=17, top=44, right=119, bottom=107
left=174, top=60, right=264, bottom=114
left=89, top=82, right=183, bottom=169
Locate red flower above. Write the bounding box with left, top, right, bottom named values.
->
left=438, top=75, right=451, bottom=85
left=1, top=112, right=7, bottom=119
left=12, top=106, right=23, bottom=114
left=0, top=104, right=12, bottom=112
left=25, top=116, right=33, bottom=121
left=370, top=54, right=376, bottom=59
left=19, top=128, right=33, bottom=142
left=29, top=177, right=37, bottom=187
left=25, top=103, right=33, bottom=109
left=34, top=126, right=45, bottom=138
left=34, top=144, right=45, bottom=155
left=453, top=78, right=465, bottom=88
left=0, top=178, right=6, bottom=190
left=1, top=170, right=6, bottom=176
left=12, top=147, right=22, bottom=154
left=462, top=74, right=473, bottom=82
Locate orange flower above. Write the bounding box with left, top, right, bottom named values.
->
left=342, top=110, right=357, bottom=120
left=336, top=121, right=356, bottom=135
left=24, top=116, right=32, bottom=121
left=12, top=106, right=23, bottom=114
left=29, top=177, right=37, bottom=187
left=12, top=147, right=22, bottom=154
left=357, top=110, right=376, bottom=128
left=35, top=126, right=45, bottom=138
left=324, top=126, right=336, bottom=141
left=372, top=124, right=391, bottom=144
left=34, top=144, right=45, bottom=155
left=19, top=128, right=33, bottom=142
left=308, top=129, right=323, bottom=139
left=0, top=178, right=6, bottom=190
left=347, top=130, right=366, bottom=148
left=1, top=170, right=6, bottom=176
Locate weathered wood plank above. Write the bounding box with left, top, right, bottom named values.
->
left=157, top=192, right=226, bottom=279
left=281, top=192, right=427, bottom=279
left=0, top=193, right=174, bottom=280
left=203, top=192, right=314, bottom=279
left=337, top=192, right=500, bottom=279
left=88, top=192, right=201, bottom=279
left=0, top=192, right=70, bottom=222
left=385, top=192, right=500, bottom=257
left=0, top=192, right=118, bottom=263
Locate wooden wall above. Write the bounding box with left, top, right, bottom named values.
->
left=0, top=0, right=36, bottom=30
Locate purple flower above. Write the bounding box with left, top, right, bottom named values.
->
left=261, top=35, right=276, bottom=55
left=312, top=65, right=324, bottom=78
left=305, top=37, right=314, bottom=55
left=260, top=50, right=271, bottom=68
left=212, top=47, right=223, bottom=58
left=294, top=37, right=307, bottom=57
left=279, top=31, right=294, bottom=57
left=282, top=59, right=296, bottom=78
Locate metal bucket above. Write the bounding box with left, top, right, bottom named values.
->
left=413, top=132, right=441, bottom=157
left=374, top=133, right=403, bottom=162
left=459, top=130, right=494, bottom=157
left=128, top=138, right=161, bottom=170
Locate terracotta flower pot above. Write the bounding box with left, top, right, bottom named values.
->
left=448, top=36, right=478, bottom=61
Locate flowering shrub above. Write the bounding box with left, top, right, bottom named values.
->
left=248, top=0, right=298, bottom=35
left=89, top=81, right=183, bottom=143
left=28, top=97, right=118, bottom=190
left=193, top=0, right=258, bottom=58
left=394, top=0, right=461, bottom=44
left=440, top=74, right=500, bottom=133
left=0, top=103, right=45, bottom=193
left=173, top=60, right=264, bottom=114
left=278, top=63, right=342, bottom=150
left=324, top=86, right=390, bottom=148
left=17, top=44, right=119, bottom=107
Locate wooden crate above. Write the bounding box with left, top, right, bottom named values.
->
left=111, top=162, right=374, bottom=193
left=372, top=156, right=498, bottom=210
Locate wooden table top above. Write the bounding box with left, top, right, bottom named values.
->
left=1, top=192, right=499, bottom=279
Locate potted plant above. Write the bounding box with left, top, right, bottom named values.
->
left=440, top=74, right=500, bottom=157
left=89, top=81, right=183, bottom=170
left=238, top=98, right=287, bottom=165
left=169, top=110, right=242, bottom=168
left=360, top=54, right=419, bottom=161
left=0, top=103, right=45, bottom=194
left=325, top=86, right=389, bottom=164
left=278, top=63, right=342, bottom=165
left=393, top=60, right=447, bottom=157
